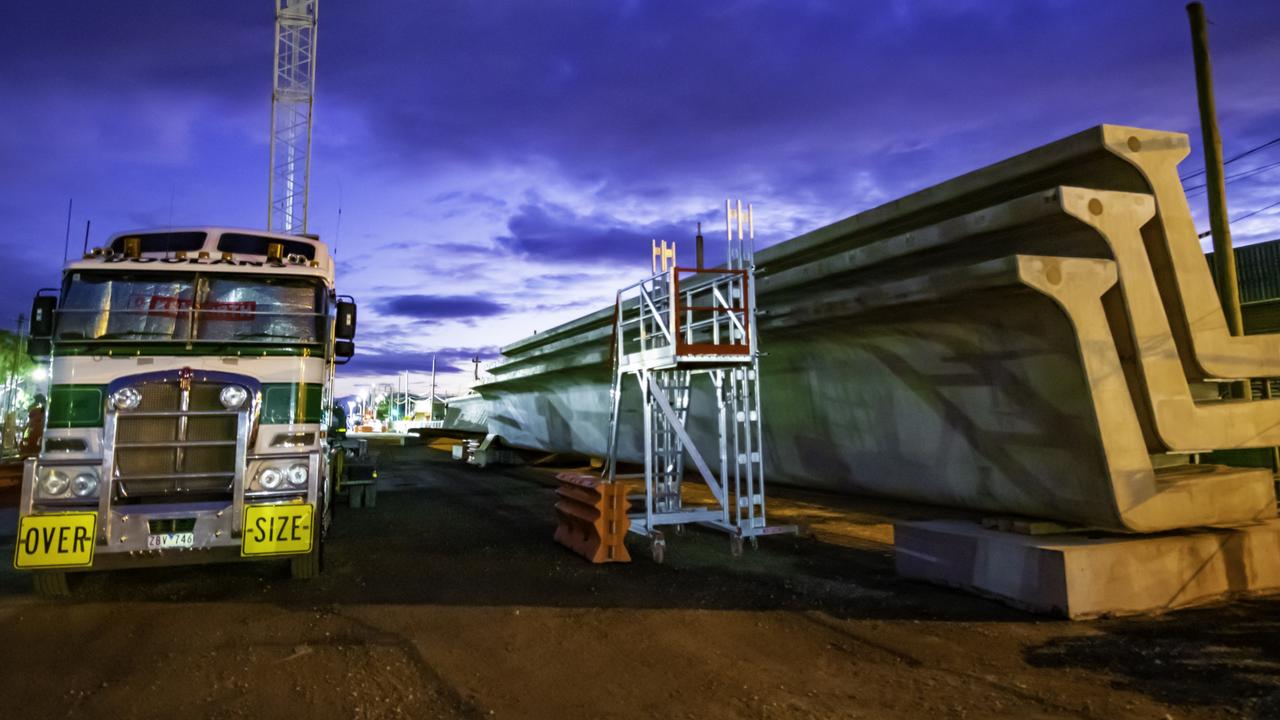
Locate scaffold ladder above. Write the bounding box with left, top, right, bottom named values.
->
left=604, top=200, right=796, bottom=562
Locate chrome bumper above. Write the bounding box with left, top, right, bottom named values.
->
left=19, top=452, right=321, bottom=564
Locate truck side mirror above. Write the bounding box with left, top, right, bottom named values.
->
left=27, top=337, right=52, bottom=361
left=335, top=301, right=357, bottom=340
left=335, top=339, right=355, bottom=364
left=30, top=295, right=57, bottom=338
left=27, top=294, right=57, bottom=362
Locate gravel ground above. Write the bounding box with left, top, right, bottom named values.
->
left=1, top=443, right=1278, bottom=720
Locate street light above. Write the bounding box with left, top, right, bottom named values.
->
left=31, top=367, right=47, bottom=382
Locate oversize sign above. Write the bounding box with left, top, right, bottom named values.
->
left=241, top=504, right=314, bottom=557
left=13, top=513, right=97, bottom=569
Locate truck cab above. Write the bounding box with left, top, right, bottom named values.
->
left=13, top=227, right=357, bottom=595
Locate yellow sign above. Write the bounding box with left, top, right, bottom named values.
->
left=13, top=513, right=97, bottom=569
left=242, top=503, right=314, bottom=557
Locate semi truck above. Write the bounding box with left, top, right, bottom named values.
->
left=12, top=227, right=357, bottom=595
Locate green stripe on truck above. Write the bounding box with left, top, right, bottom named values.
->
left=48, top=384, right=106, bottom=428
left=261, top=383, right=324, bottom=424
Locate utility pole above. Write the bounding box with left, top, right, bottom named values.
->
left=62, top=199, right=73, bottom=264
left=695, top=222, right=704, bottom=271
left=1187, top=2, right=1244, bottom=339
left=430, top=354, right=438, bottom=420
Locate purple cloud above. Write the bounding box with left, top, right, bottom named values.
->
left=376, top=295, right=506, bottom=320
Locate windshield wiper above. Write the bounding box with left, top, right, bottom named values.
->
left=232, top=331, right=306, bottom=341
left=92, top=331, right=177, bottom=340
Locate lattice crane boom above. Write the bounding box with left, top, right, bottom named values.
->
left=267, top=0, right=318, bottom=235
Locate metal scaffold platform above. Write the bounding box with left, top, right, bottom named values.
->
left=604, top=200, right=796, bottom=562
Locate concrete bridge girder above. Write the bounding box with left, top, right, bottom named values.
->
left=463, top=125, right=1280, bottom=532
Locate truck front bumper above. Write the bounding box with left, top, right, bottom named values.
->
left=17, top=454, right=321, bottom=572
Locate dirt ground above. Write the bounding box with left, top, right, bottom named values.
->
left=1, top=443, right=1278, bottom=720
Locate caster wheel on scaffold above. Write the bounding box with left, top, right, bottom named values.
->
left=650, top=534, right=666, bottom=564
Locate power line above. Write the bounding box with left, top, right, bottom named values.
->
left=1198, top=198, right=1280, bottom=239
left=1181, top=134, right=1280, bottom=182
left=1184, top=158, right=1280, bottom=196
left=1230, top=198, right=1280, bottom=225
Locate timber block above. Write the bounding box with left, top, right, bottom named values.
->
left=894, top=519, right=1280, bottom=619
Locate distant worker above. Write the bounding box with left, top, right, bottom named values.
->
left=2, top=410, right=16, bottom=455
left=329, top=404, right=348, bottom=441
left=20, top=394, right=46, bottom=458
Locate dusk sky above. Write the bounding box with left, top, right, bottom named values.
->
left=2, top=0, right=1279, bottom=396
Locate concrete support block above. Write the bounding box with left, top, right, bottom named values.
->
left=895, top=519, right=1280, bottom=619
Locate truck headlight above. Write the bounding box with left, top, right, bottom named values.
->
left=219, top=385, right=248, bottom=410
left=71, top=471, right=100, bottom=498
left=40, top=469, right=70, bottom=497
left=111, top=386, right=142, bottom=410
left=258, top=466, right=284, bottom=490
left=287, top=463, right=309, bottom=487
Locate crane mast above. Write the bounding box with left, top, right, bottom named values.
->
left=267, top=0, right=318, bottom=235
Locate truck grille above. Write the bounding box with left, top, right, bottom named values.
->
left=114, top=380, right=240, bottom=500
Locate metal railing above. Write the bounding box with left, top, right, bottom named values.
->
left=603, top=200, right=795, bottom=562
left=614, top=266, right=754, bottom=372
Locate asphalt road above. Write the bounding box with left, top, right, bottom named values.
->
left=1, top=444, right=1278, bottom=720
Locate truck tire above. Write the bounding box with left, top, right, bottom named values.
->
left=290, top=537, right=324, bottom=580
left=33, top=571, right=71, bottom=598
left=364, top=483, right=377, bottom=508
left=348, top=484, right=363, bottom=509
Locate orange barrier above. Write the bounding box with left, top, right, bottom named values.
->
left=553, top=472, right=630, bottom=563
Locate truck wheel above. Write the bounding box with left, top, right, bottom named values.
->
left=348, top=485, right=363, bottom=509
left=290, top=538, right=324, bottom=580
left=33, top=571, right=71, bottom=598
left=364, top=484, right=377, bottom=508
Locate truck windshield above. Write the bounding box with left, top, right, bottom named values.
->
left=56, top=271, right=325, bottom=346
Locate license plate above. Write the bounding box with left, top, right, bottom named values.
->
left=13, top=513, right=97, bottom=569
left=242, top=503, right=314, bottom=557
left=147, top=532, right=195, bottom=550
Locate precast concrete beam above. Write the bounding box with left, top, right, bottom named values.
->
left=752, top=124, right=1280, bottom=381
left=1092, top=127, right=1273, bottom=380
left=1013, top=254, right=1273, bottom=531
left=757, top=182, right=1280, bottom=453
left=1058, top=188, right=1280, bottom=451
left=466, top=125, right=1280, bottom=531
left=762, top=251, right=1274, bottom=531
